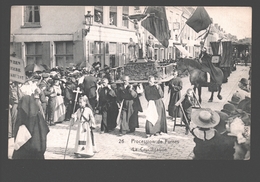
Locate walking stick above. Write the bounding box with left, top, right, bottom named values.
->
left=64, top=87, right=82, bottom=159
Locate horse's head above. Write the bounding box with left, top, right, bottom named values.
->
left=176, top=58, right=187, bottom=74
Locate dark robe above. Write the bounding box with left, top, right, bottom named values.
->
left=117, top=84, right=143, bottom=133
left=181, top=95, right=195, bottom=128
left=200, top=52, right=222, bottom=84
left=192, top=130, right=221, bottom=160
left=215, top=132, right=236, bottom=160
left=98, top=86, right=118, bottom=132
left=144, top=85, right=167, bottom=135
left=167, top=77, right=182, bottom=118
left=12, top=95, right=50, bottom=159
left=64, top=82, right=76, bottom=120
left=82, top=75, right=98, bottom=111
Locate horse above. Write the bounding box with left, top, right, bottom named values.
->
left=176, top=58, right=224, bottom=103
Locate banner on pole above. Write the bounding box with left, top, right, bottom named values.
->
left=10, top=56, right=26, bottom=83
left=142, top=6, right=170, bottom=48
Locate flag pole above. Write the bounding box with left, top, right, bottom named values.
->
left=177, top=23, right=187, bottom=39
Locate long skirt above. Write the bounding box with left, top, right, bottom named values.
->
left=53, top=96, right=66, bottom=123
left=145, top=99, right=167, bottom=135
left=74, top=121, right=95, bottom=157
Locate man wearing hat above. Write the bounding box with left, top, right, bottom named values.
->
left=103, top=66, right=114, bottom=84
left=190, top=108, right=222, bottom=160
left=228, top=91, right=241, bottom=108
left=221, top=103, right=236, bottom=116
left=238, top=78, right=250, bottom=98
left=214, top=111, right=236, bottom=160
left=64, top=77, right=77, bottom=121
left=238, top=78, right=250, bottom=92
left=82, top=68, right=99, bottom=112
left=39, top=73, right=50, bottom=89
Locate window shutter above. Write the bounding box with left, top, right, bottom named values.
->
left=14, top=42, right=22, bottom=59
left=118, top=43, right=124, bottom=67
left=88, top=41, right=94, bottom=65
left=73, top=40, right=84, bottom=65
left=104, top=42, right=110, bottom=68
left=42, top=42, right=51, bottom=67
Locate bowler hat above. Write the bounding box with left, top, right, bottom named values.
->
left=191, top=108, right=220, bottom=128
left=239, top=78, right=248, bottom=85
left=221, top=104, right=236, bottom=116
left=228, top=93, right=241, bottom=105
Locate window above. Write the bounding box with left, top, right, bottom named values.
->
left=109, top=6, right=117, bottom=26
left=154, top=48, right=158, bottom=60
left=161, top=48, right=164, bottom=60
left=122, top=6, right=129, bottom=28
left=25, top=42, right=43, bottom=65
left=94, top=41, right=103, bottom=65
left=55, top=41, right=73, bottom=68
left=94, top=6, right=103, bottom=24
left=24, top=6, right=40, bottom=26
left=109, top=43, right=116, bottom=67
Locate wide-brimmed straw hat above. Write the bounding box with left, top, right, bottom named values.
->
left=191, top=108, right=220, bottom=128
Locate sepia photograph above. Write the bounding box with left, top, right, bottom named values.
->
left=8, top=6, right=251, bottom=160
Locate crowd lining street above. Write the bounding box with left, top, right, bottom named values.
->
left=8, top=65, right=250, bottom=160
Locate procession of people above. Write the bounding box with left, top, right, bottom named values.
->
left=9, top=56, right=251, bottom=160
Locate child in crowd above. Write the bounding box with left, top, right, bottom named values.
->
left=71, top=95, right=98, bottom=158
left=176, top=88, right=195, bottom=135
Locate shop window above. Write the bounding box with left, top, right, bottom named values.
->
left=25, top=42, right=43, bottom=65
left=24, top=6, right=40, bottom=27
left=94, top=6, right=103, bottom=24
left=109, top=6, right=117, bottom=26
left=55, top=41, right=73, bottom=68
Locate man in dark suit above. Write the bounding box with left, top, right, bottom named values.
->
left=82, top=69, right=98, bottom=112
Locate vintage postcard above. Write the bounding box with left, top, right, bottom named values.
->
left=8, top=6, right=251, bottom=160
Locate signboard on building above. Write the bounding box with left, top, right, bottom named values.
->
left=10, top=56, right=26, bottom=83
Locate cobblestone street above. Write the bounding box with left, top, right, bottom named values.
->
left=8, top=65, right=250, bottom=160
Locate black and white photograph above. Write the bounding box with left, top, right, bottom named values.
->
left=8, top=6, right=252, bottom=160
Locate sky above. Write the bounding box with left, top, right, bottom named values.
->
left=205, top=7, right=252, bottom=40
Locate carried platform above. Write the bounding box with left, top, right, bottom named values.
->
left=111, top=61, right=176, bottom=84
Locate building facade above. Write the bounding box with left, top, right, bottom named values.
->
left=10, top=6, right=137, bottom=69
left=10, top=6, right=234, bottom=69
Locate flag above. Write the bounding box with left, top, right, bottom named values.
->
left=141, top=6, right=170, bottom=48
left=186, top=7, right=212, bottom=33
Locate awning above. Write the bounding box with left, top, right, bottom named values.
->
left=174, top=45, right=191, bottom=57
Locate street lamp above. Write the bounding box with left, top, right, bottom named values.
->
left=83, top=11, right=93, bottom=36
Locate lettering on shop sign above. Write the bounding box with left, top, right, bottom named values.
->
left=10, top=56, right=26, bottom=83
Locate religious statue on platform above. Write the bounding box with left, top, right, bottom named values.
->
left=128, top=38, right=137, bottom=62
left=146, top=35, right=154, bottom=60
left=126, top=13, right=150, bottom=49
